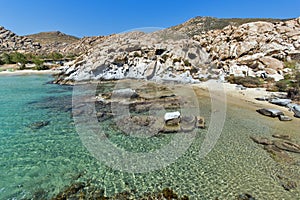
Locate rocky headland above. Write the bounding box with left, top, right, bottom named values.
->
left=52, top=17, right=300, bottom=87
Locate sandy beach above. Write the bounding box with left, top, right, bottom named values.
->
left=195, top=80, right=300, bottom=124
left=0, top=69, right=59, bottom=76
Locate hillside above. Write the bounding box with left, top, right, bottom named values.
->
left=54, top=17, right=300, bottom=87
left=0, top=26, right=41, bottom=54
left=169, top=16, right=289, bottom=37
left=25, top=31, right=79, bottom=46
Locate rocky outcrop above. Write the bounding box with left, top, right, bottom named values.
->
left=0, top=26, right=41, bottom=53
left=193, top=17, right=300, bottom=81
left=61, top=35, right=111, bottom=55
left=54, top=17, right=300, bottom=84
left=54, top=30, right=211, bottom=84
left=169, top=16, right=285, bottom=37
left=0, top=26, right=110, bottom=56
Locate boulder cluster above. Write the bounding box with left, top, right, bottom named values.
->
left=0, top=26, right=41, bottom=53
left=55, top=31, right=211, bottom=84
left=55, top=17, right=300, bottom=84
left=0, top=26, right=110, bottom=56
left=193, top=18, right=300, bottom=81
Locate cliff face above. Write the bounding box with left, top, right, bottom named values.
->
left=54, top=17, right=300, bottom=84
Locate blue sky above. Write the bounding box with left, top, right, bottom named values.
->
left=1, top=0, right=299, bottom=37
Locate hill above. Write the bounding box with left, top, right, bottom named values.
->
left=0, top=26, right=41, bottom=54
left=169, top=16, right=290, bottom=37
left=25, top=31, right=79, bottom=46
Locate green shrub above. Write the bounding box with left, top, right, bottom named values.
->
left=284, top=61, right=297, bottom=69
left=161, top=54, right=169, bottom=61
left=33, top=58, right=44, bottom=67
left=0, top=52, right=28, bottom=65
left=50, top=52, right=63, bottom=61
left=173, top=58, right=181, bottom=63
left=275, top=80, right=290, bottom=92
left=265, top=77, right=275, bottom=83
left=1, top=53, right=12, bottom=64
left=11, top=52, right=28, bottom=64
left=133, top=52, right=141, bottom=57
left=34, top=65, right=49, bottom=71
left=226, top=76, right=263, bottom=88
left=183, top=60, right=191, bottom=66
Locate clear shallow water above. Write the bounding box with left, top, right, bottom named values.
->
left=0, top=75, right=299, bottom=199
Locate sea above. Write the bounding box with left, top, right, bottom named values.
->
left=0, top=74, right=299, bottom=199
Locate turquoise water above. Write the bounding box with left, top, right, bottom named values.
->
left=0, top=75, right=300, bottom=199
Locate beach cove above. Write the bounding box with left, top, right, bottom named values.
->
left=0, top=74, right=299, bottom=199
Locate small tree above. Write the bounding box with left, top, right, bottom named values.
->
left=1, top=53, right=12, bottom=64
left=33, top=58, right=47, bottom=70
left=11, top=52, right=28, bottom=65
left=50, top=52, right=63, bottom=61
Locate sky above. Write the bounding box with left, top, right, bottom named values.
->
left=1, top=0, right=299, bottom=38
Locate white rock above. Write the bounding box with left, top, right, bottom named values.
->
left=112, top=88, right=138, bottom=98
left=164, top=111, right=181, bottom=122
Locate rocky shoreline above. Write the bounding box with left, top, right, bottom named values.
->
left=52, top=17, right=300, bottom=86
left=1, top=16, right=300, bottom=200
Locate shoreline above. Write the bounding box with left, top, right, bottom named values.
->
left=0, top=69, right=59, bottom=76
left=196, top=80, right=296, bottom=114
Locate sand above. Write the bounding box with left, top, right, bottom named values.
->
left=0, top=69, right=59, bottom=76
left=195, top=80, right=300, bottom=121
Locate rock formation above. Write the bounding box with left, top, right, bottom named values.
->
left=1, top=17, right=300, bottom=85
left=54, top=30, right=211, bottom=84
left=0, top=26, right=41, bottom=53
left=0, top=26, right=110, bottom=56
left=54, top=17, right=300, bottom=84
left=193, top=17, right=300, bottom=81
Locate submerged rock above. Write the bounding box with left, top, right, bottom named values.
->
left=112, top=88, right=138, bottom=98
left=27, top=121, right=50, bottom=130
left=272, top=134, right=291, bottom=140
left=282, top=180, right=297, bottom=191
left=162, top=124, right=181, bottom=133
left=52, top=182, right=86, bottom=200
left=250, top=136, right=273, bottom=145
left=237, top=193, right=256, bottom=200
left=195, top=116, right=205, bottom=129
left=274, top=141, right=300, bottom=154
left=180, top=115, right=196, bottom=132
left=277, top=175, right=298, bottom=191
left=162, top=188, right=178, bottom=199
left=264, top=145, right=294, bottom=163
left=250, top=135, right=295, bottom=163
left=256, top=108, right=284, bottom=117
left=164, top=111, right=181, bottom=126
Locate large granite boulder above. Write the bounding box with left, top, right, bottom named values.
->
left=256, top=108, right=284, bottom=118
left=269, top=98, right=292, bottom=106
